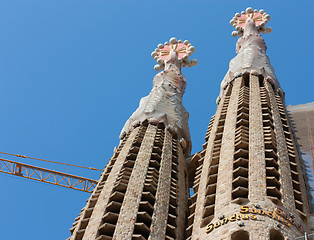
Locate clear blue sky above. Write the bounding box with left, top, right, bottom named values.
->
left=0, top=1, right=313, bottom=239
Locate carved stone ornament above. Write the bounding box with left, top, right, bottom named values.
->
left=219, top=7, right=282, bottom=100
left=119, top=37, right=197, bottom=155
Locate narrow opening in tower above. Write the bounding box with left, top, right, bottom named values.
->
left=269, top=229, right=284, bottom=240
left=201, top=84, right=232, bottom=226
left=275, top=95, right=306, bottom=221
left=231, top=230, right=249, bottom=240
left=243, top=73, right=249, bottom=87
left=232, top=76, right=249, bottom=204
left=258, top=75, right=264, bottom=87
left=187, top=148, right=206, bottom=238
left=260, top=82, right=282, bottom=204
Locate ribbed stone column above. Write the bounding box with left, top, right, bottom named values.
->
left=248, top=74, right=267, bottom=201
left=177, top=141, right=189, bottom=240
left=274, top=92, right=311, bottom=222
left=148, top=129, right=172, bottom=240
left=188, top=83, right=237, bottom=240
left=189, top=77, right=243, bottom=239
left=215, top=76, right=242, bottom=212
left=69, top=127, right=140, bottom=240
left=247, top=75, right=269, bottom=240
left=114, top=124, right=157, bottom=239
left=190, top=86, right=228, bottom=240
left=265, top=81, right=296, bottom=211
left=215, top=77, right=243, bottom=204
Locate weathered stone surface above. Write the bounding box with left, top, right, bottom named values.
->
left=120, top=52, right=191, bottom=155
left=219, top=17, right=281, bottom=100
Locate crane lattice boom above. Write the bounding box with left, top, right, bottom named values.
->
left=0, top=158, right=98, bottom=193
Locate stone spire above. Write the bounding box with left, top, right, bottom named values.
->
left=218, top=7, right=283, bottom=103
left=120, top=37, right=197, bottom=156
left=186, top=8, right=311, bottom=240
left=68, top=37, right=197, bottom=240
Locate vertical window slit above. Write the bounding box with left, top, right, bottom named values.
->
left=232, top=77, right=249, bottom=203
left=96, top=125, right=148, bottom=240
left=186, top=148, right=206, bottom=239
left=275, top=95, right=306, bottom=221
left=164, top=136, right=179, bottom=240
left=201, top=84, right=233, bottom=226
left=70, top=131, right=132, bottom=239
left=261, top=81, right=281, bottom=203
left=132, top=124, right=165, bottom=240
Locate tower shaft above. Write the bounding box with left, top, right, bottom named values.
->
left=187, top=9, right=311, bottom=239
left=68, top=37, right=196, bottom=240
left=69, top=123, right=188, bottom=240
left=188, top=74, right=310, bottom=239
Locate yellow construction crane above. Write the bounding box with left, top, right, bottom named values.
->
left=0, top=152, right=101, bottom=193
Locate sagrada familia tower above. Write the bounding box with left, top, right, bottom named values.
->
left=68, top=7, right=312, bottom=240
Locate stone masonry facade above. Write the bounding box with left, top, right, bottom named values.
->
left=68, top=122, right=189, bottom=240
left=187, top=74, right=311, bottom=240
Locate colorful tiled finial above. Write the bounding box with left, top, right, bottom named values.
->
left=230, top=7, right=272, bottom=37
left=151, top=37, right=198, bottom=71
